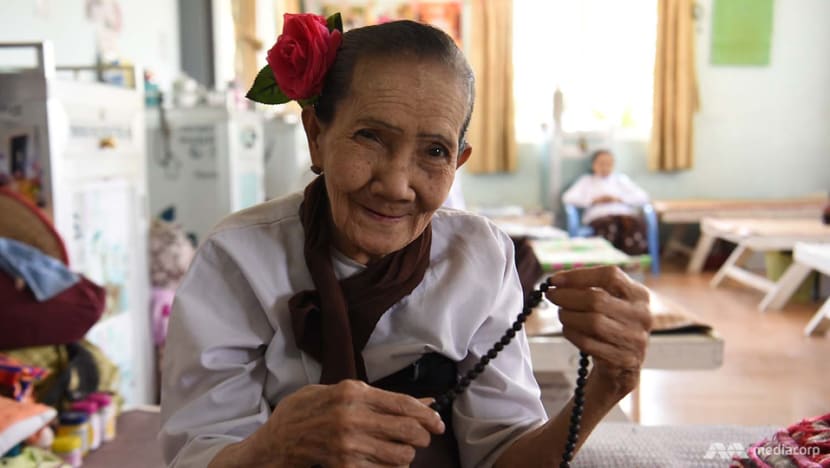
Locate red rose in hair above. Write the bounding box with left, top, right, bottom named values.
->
left=267, top=13, right=342, bottom=101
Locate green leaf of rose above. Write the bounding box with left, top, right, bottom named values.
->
left=326, top=12, right=343, bottom=33
left=298, top=96, right=318, bottom=107
left=246, top=65, right=290, bottom=105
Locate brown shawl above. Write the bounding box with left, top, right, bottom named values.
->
left=288, top=176, right=432, bottom=383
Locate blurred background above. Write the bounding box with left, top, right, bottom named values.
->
left=0, top=1, right=829, bottom=465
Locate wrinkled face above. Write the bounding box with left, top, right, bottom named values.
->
left=303, top=56, right=472, bottom=264
left=592, top=152, right=615, bottom=178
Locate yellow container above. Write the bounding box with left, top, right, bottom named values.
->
left=765, top=252, right=816, bottom=302
left=57, top=412, right=90, bottom=455
left=52, top=435, right=83, bottom=467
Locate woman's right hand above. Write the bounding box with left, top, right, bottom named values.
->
left=248, top=379, right=445, bottom=467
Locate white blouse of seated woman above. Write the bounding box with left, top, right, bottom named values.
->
left=563, top=150, right=651, bottom=255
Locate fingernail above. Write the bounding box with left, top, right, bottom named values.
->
left=549, top=275, right=566, bottom=286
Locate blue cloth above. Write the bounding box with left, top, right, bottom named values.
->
left=0, top=238, right=79, bottom=301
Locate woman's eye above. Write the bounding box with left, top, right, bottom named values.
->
left=427, top=145, right=449, bottom=158
left=354, top=129, right=380, bottom=142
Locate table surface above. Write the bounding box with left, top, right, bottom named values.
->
left=795, top=242, right=830, bottom=272
left=530, top=237, right=645, bottom=271
left=653, top=196, right=826, bottom=213
left=653, top=196, right=826, bottom=223
left=702, top=217, right=830, bottom=242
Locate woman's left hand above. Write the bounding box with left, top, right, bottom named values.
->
left=545, top=266, right=652, bottom=396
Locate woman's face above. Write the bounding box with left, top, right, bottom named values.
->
left=592, top=152, right=615, bottom=177
left=303, top=56, right=472, bottom=264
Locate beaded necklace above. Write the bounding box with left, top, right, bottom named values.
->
left=429, top=279, right=589, bottom=467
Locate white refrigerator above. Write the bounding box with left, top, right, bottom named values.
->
left=0, top=42, right=154, bottom=406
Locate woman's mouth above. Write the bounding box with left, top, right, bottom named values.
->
left=363, top=206, right=406, bottom=222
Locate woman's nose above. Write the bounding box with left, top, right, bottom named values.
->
left=370, top=155, right=415, bottom=202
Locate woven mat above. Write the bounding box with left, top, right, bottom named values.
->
left=78, top=410, right=778, bottom=468
left=573, top=422, right=779, bottom=467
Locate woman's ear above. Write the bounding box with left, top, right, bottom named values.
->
left=456, top=144, right=473, bottom=169
left=301, top=107, right=324, bottom=169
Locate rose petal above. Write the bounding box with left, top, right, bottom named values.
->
left=267, top=13, right=336, bottom=100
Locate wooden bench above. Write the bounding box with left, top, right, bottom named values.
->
left=650, top=196, right=826, bottom=273
left=703, top=219, right=830, bottom=313
left=757, top=242, right=830, bottom=336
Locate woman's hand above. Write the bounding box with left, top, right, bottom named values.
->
left=546, top=266, right=652, bottom=397
left=248, top=380, right=445, bottom=467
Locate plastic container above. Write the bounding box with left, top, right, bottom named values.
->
left=69, top=400, right=101, bottom=451
left=87, top=392, right=117, bottom=442
left=52, top=435, right=83, bottom=467
left=56, top=411, right=90, bottom=455
left=765, top=252, right=816, bottom=302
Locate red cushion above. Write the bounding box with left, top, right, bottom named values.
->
left=0, top=272, right=105, bottom=350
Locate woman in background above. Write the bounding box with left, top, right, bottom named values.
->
left=562, top=150, right=650, bottom=255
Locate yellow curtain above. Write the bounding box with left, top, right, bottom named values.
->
left=649, top=0, right=700, bottom=171
left=466, top=0, right=517, bottom=173
left=232, top=0, right=263, bottom=90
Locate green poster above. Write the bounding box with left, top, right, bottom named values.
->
left=711, top=0, right=774, bottom=65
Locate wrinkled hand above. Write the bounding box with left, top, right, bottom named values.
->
left=251, top=380, right=445, bottom=467
left=546, top=266, right=652, bottom=396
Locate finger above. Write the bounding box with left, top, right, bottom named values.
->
left=358, top=412, right=433, bottom=448
left=550, top=289, right=651, bottom=330
left=561, top=325, right=646, bottom=371
left=548, top=266, right=646, bottom=300
left=352, top=433, right=418, bottom=467
left=417, top=397, right=435, bottom=407
left=342, top=383, right=444, bottom=434
left=548, top=286, right=619, bottom=313
left=559, top=309, right=649, bottom=354
left=322, top=434, right=416, bottom=468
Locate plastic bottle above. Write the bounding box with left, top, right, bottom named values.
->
left=86, top=392, right=117, bottom=442
left=69, top=401, right=101, bottom=451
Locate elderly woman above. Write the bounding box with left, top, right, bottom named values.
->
left=562, top=150, right=651, bottom=255
left=160, top=16, right=651, bottom=468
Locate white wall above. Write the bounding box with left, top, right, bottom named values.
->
left=616, top=0, right=830, bottom=200
left=463, top=0, right=830, bottom=209
left=0, top=0, right=180, bottom=89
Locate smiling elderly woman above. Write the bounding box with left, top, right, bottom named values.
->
left=160, top=15, right=651, bottom=468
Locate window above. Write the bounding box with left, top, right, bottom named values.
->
left=513, top=0, right=657, bottom=142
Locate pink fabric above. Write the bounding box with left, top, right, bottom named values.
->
left=734, top=412, right=830, bottom=467
left=151, top=288, right=176, bottom=346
